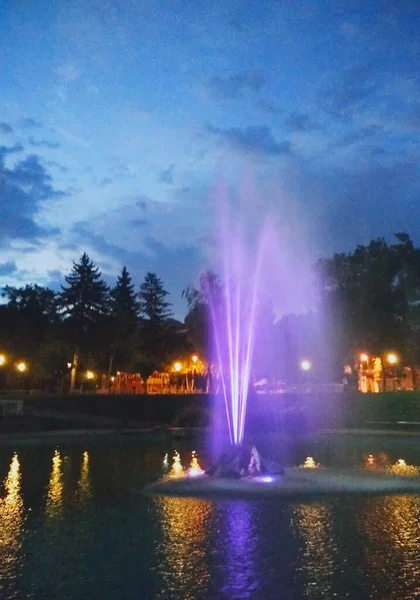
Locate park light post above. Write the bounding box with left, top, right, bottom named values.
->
left=386, top=352, right=399, bottom=391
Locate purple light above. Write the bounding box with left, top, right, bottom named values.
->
left=257, top=476, right=274, bottom=483
left=210, top=182, right=269, bottom=446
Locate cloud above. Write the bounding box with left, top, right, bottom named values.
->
left=404, top=103, right=420, bottom=131
left=47, top=160, right=69, bottom=173
left=329, top=124, right=382, bottom=149
left=55, top=63, right=82, bottom=82
left=0, top=143, right=24, bottom=159
left=100, top=177, right=113, bottom=187
left=283, top=112, right=319, bottom=132
left=0, top=150, right=64, bottom=246
left=258, top=100, right=281, bottom=115
left=206, top=70, right=265, bottom=102
left=158, top=164, right=175, bottom=185
left=324, top=63, right=380, bottom=118
left=206, top=124, right=292, bottom=157
left=28, top=136, right=61, bottom=149
left=70, top=218, right=204, bottom=317
left=20, top=118, right=42, bottom=129
left=0, top=122, right=13, bottom=134
left=0, top=261, right=17, bottom=276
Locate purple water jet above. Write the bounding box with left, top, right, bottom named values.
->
left=208, top=182, right=272, bottom=447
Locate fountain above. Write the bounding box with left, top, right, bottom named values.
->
left=144, top=183, right=420, bottom=499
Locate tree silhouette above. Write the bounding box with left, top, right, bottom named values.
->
left=107, top=266, right=139, bottom=372
left=138, top=272, right=173, bottom=323
left=59, top=253, right=109, bottom=385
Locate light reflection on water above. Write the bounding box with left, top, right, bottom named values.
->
left=220, top=501, right=258, bottom=598
left=293, top=503, right=337, bottom=600
left=360, top=495, right=420, bottom=599
left=0, top=443, right=420, bottom=599
left=75, top=451, right=92, bottom=505
left=0, top=454, right=24, bottom=597
left=154, top=495, right=212, bottom=599
left=45, top=450, right=64, bottom=518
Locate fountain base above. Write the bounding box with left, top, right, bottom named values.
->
left=144, top=467, right=420, bottom=500
left=205, top=445, right=285, bottom=479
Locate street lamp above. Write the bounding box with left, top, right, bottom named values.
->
left=360, top=353, right=369, bottom=363
left=0, top=354, right=6, bottom=366
left=85, top=370, right=95, bottom=380
left=300, top=360, right=312, bottom=371
left=192, top=355, right=198, bottom=363
left=386, top=353, right=398, bottom=365
left=174, top=362, right=182, bottom=372
left=16, top=361, right=27, bottom=373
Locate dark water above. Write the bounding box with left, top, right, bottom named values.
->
left=1, top=435, right=420, bottom=599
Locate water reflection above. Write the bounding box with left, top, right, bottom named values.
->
left=75, top=451, right=92, bottom=506
left=0, top=453, right=24, bottom=595
left=155, top=495, right=212, bottom=599
left=360, top=495, right=420, bottom=598
left=45, top=450, right=64, bottom=518
left=293, top=503, right=336, bottom=599
left=220, top=501, right=258, bottom=598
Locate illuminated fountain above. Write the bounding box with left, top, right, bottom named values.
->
left=144, top=184, right=420, bottom=499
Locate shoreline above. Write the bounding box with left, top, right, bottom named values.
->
left=1, top=425, right=420, bottom=445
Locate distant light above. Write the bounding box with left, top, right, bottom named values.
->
left=0, top=354, right=6, bottom=366
left=192, top=355, right=198, bottom=363
left=174, top=362, right=182, bottom=372
left=397, top=458, right=406, bottom=467
left=16, top=361, right=27, bottom=373
left=67, top=362, right=72, bottom=369
left=300, top=360, right=311, bottom=371
left=85, top=370, right=95, bottom=380
left=387, top=353, right=398, bottom=365
left=360, top=353, right=369, bottom=362
left=110, top=376, right=115, bottom=382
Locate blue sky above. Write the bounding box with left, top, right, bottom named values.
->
left=0, top=0, right=419, bottom=317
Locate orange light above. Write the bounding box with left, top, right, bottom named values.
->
left=16, top=362, right=27, bottom=373
left=174, top=362, right=182, bottom=372
left=192, top=355, right=198, bottom=363
left=360, top=353, right=369, bottom=362
left=85, top=370, right=95, bottom=380
left=0, top=354, right=6, bottom=366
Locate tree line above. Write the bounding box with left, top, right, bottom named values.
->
left=0, top=253, right=190, bottom=390
left=1, top=232, right=420, bottom=390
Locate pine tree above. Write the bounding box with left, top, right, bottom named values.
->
left=138, top=272, right=173, bottom=324
left=107, top=266, right=139, bottom=372
left=59, top=252, right=109, bottom=333
left=110, top=266, right=139, bottom=320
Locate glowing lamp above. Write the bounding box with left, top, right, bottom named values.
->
left=67, top=362, right=72, bottom=369
left=16, top=361, right=27, bottom=373
left=360, top=353, right=369, bottom=362
left=174, top=362, right=182, bottom=372
left=387, top=353, right=398, bottom=365
left=110, top=376, right=115, bottom=382
left=85, top=370, right=95, bottom=380
left=0, top=354, right=6, bottom=366
left=300, top=359, right=311, bottom=371
left=192, top=355, right=198, bottom=363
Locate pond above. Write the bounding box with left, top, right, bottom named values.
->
left=1, top=433, right=420, bottom=599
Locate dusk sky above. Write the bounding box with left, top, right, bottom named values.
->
left=0, top=0, right=419, bottom=317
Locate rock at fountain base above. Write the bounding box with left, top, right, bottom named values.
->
left=205, top=446, right=285, bottom=478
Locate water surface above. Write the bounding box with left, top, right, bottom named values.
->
left=1, top=435, right=420, bottom=599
